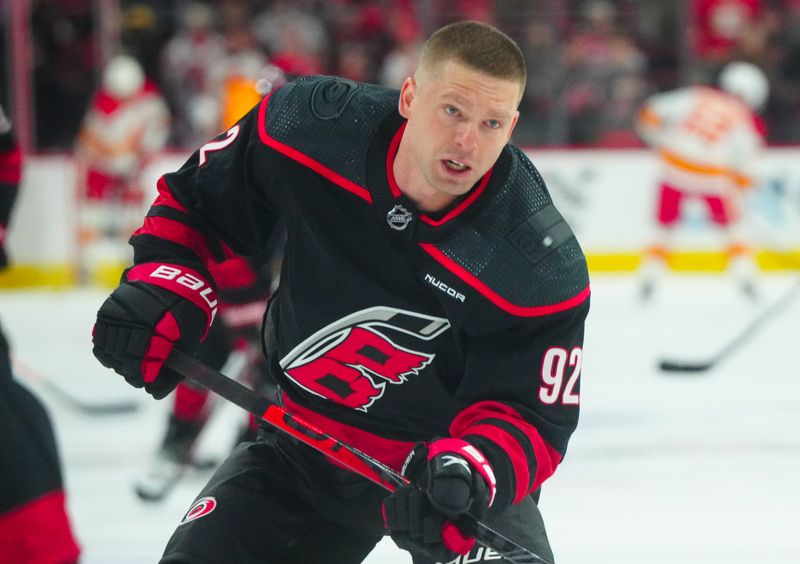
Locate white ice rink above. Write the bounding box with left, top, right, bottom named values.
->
left=1, top=274, right=799, bottom=564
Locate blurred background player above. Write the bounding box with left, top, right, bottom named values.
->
left=636, top=60, right=769, bottom=301
left=134, top=250, right=283, bottom=502
left=0, top=104, right=81, bottom=563
left=75, top=53, right=170, bottom=285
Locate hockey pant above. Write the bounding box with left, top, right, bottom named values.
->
left=160, top=427, right=554, bottom=564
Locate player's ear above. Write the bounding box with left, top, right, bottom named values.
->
left=398, top=76, right=416, bottom=119
left=506, top=111, right=520, bottom=142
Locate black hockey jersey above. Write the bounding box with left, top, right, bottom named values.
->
left=0, top=128, right=22, bottom=270
left=131, top=76, right=590, bottom=512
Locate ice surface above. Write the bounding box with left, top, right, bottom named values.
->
left=1, top=274, right=798, bottom=563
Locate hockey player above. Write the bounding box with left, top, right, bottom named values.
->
left=135, top=249, right=283, bottom=502
left=0, top=105, right=81, bottom=563
left=75, top=53, right=170, bottom=283
left=92, top=21, right=589, bottom=564
left=636, top=60, right=769, bottom=300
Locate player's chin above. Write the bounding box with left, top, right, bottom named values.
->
left=434, top=179, right=473, bottom=198
left=438, top=165, right=479, bottom=191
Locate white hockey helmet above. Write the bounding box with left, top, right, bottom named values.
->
left=102, top=54, right=145, bottom=99
left=718, top=61, right=769, bottom=110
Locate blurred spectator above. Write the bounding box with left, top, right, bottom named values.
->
left=772, top=2, right=800, bottom=141
left=251, top=0, right=327, bottom=77
left=74, top=54, right=170, bottom=283
left=14, top=1, right=800, bottom=149
left=632, top=0, right=682, bottom=91
left=159, top=2, right=226, bottom=146
left=32, top=0, right=97, bottom=149
left=430, top=0, right=495, bottom=26
left=211, top=3, right=273, bottom=131
left=119, top=2, right=172, bottom=83
left=690, top=0, right=763, bottom=82
left=377, top=6, right=423, bottom=88
left=560, top=0, right=650, bottom=145
left=325, top=0, right=401, bottom=83
left=515, top=18, right=564, bottom=145
left=336, top=42, right=371, bottom=82
left=733, top=3, right=795, bottom=142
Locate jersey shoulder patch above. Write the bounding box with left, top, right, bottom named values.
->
left=433, top=145, right=589, bottom=315
left=309, top=77, right=361, bottom=120
left=261, top=76, right=398, bottom=189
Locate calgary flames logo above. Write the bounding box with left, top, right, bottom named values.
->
left=280, top=307, right=449, bottom=411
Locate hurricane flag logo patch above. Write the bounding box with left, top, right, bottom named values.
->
left=280, top=307, right=449, bottom=411
left=180, top=496, right=217, bottom=525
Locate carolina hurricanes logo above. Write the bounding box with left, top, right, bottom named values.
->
left=281, top=307, right=450, bottom=411
left=179, top=496, right=217, bottom=525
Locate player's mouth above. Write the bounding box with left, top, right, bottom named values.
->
left=442, top=159, right=470, bottom=173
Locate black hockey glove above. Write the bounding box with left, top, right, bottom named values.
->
left=383, top=438, right=497, bottom=561
left=92, top=263, right=217, bottom=399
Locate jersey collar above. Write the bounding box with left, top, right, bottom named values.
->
left=366, top=113, right=501, bottom=243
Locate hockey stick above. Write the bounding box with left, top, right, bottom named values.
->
left=167, top=349, right=553, bottom=564
left=13, top=357, right=140, bottom=415
left=658, top=278, right=800, bottom=373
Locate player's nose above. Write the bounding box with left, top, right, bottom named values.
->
left=453, top=121, right=478, bottom=152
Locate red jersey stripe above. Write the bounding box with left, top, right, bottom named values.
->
left=419, top=170, right=493, bottom=227
left=133, top=215, right=217, bottom=265
left=384, top=122, right=494, bottom=226
left=420, top=243, right=590, bottom=317
left=152, top=177, right=189, bottom=212
left=450, top=400, right=563, bottom=501
left=462, top=423, right=532, bottom=502
left=257, top=94, right=373, bottom=203
left=0, top=146, right=22, bottom=184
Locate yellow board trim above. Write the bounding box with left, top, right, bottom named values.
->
left=0, top=264, right=77, bottom=288
left=587, top=250, right=800, bottom=274
left=757, top=251, right=800, bottom=270
left=586, top=254, right=641, bottom=272
left=0, top=262, right=127, bottom=289
left=1, top=253, right=798, bottom=290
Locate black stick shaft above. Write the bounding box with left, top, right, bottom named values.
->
left=659, top=279, right=800, bottom=373
left=13, top=357, right=139, bottom=415
left=167, top=349, right=552, bottom=564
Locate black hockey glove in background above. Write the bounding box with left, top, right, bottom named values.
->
left=383, top=438, right=497, bottom=561
left=92, top=263, right=217, bottom=399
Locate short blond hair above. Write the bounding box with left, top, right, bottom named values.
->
left=418, top=21, right=527, bottom=97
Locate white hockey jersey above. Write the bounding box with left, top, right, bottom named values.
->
left=637, top=86, right=765, bottom=195
left=76, top=81, right=170, bottom=178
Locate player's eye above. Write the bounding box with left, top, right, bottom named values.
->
left=445, top=106, right=460, bottom=117
left=486, top=119, right=501, bottom=129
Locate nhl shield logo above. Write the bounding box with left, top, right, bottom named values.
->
left=386, top=205, right=413, bottom=230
